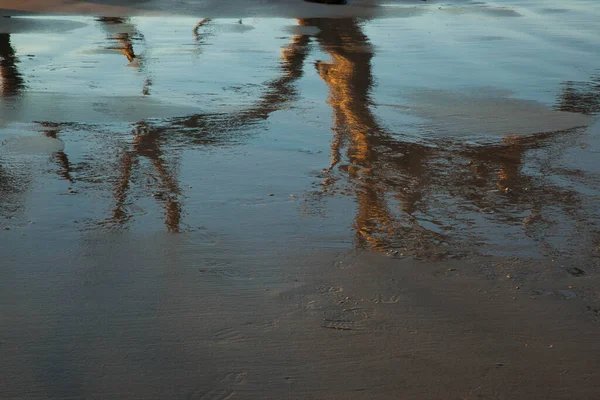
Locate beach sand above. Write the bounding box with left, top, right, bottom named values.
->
left=1, top=1, right=599, bottom=398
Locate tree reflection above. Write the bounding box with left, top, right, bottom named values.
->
left=99, top=19, right=311, bottom=232
left=0, top=33, right=25, bottom=96
left=301, top=17, right=442, bottom=252
left=98, top=17, right=138, bottom=63
left=97, top=16, right=151, bottom=95
left=110, top=121, right=182, bottom=232
left=170, top=27, right=310, bottom=137
left=193, top=18, right=212, bottom=44
left=558, top=74, right=600, bottom=115
left=0, top=34, right=26, bottom=220
left=0, top=17, right=595, bottom=257
left=40, top=122, right=74, bottom=183
left=301, top=17, right=595, bottom=258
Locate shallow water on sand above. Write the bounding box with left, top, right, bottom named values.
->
left=1, top=3, right=599, bottom=259
left=1, top=1, right=600, bottom=398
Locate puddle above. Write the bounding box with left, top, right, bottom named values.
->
left=2, top=135, right=64, bottom=154
left=0, top=4, right=599, bottom=261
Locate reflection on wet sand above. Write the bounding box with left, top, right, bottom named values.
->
left=0, top=33, right=24, bottom=96
left=304, top=17, right=452, bottom=253
left=0, top=16, right=597, bottom=258
left=40, top=122, right=74, bottom=183
left=98, top=16, right=151, bottom=95
left=558, top=74, right=600, bottom=116
left=171, top=25, right=309, bottom=135
left=0, top=33, right=26, bottom=219
left=193, top=18, right=212, bottom=43
left=98, top=16, right=138, bottom=63
left=110, top=121, right=182, bottom=232
left=94, top=18, right=181, bottom=231
left=303, top=17, right=598, bottom=258
left=97, top=18, right=310, bottom=232
left=0, top=18, right=312, bottom=232
left=302, top=18, right=397, bottom=251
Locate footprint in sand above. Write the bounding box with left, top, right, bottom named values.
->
left=321, top=307, right=373, bottom=332
left=371, top=294, right=401, bottom=304
left=189, top=371, right=248, bottom=400
left=212, top=327, right=246, bottom=344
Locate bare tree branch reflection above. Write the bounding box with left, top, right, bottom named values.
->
left=171, top=29, right=310, bottom=137
left=2, top=17, right=594, bottom=258
left=193, top=18, right=212, bottom=43
left=109, top=121, right=182, bottom=232
left=303, top=17, right=436, bottom=252
left=302, top=17, right=596, bottom=258
left=40, top=122, right=74, bottom=183
left=101, top=20, right=311, bottom=232
left=97, top=16, right=152, bottom=95
left=98, top=16, right=138, bottom=62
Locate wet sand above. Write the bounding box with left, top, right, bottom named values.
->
left=0, top=0, right=415, bottom=18
left=2, top=234, right=600, bottom=399
left=1, top=1, right=600, bottom=398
